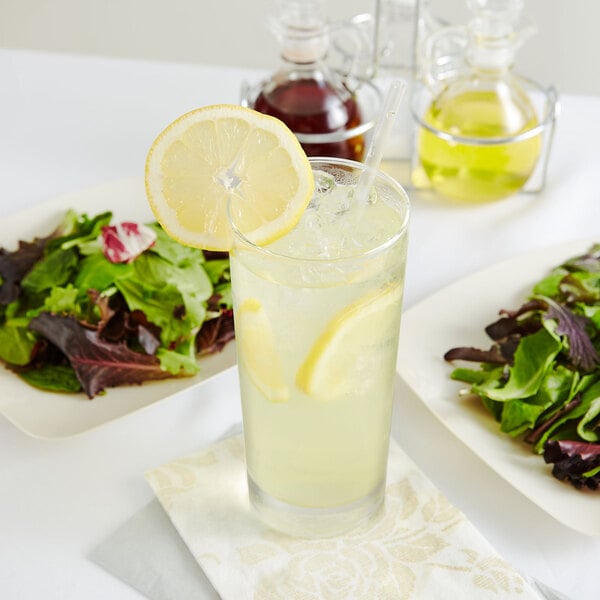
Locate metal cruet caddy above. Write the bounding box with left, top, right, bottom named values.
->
left=241, top=0, right=557, bottom=202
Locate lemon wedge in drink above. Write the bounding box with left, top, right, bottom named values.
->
left=236, top=298, right=289, bottom=403
left=145, top=104, right=314, bottom=251
left=296, top=284, right=403, bottom=400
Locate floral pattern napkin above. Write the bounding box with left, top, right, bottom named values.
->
left=145, top=435, right=540, bottom=600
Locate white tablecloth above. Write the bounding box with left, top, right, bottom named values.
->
left=1, top=49, right=598, bottom=599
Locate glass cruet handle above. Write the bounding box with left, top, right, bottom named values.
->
left=421, top=25, right=469, bottom=94
left=327, top=17, right=376, bottom=89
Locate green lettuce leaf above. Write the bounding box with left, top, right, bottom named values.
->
left=203, top=259, right=230, bottom=285
left=0, top=324, right=36, bottom=365
left=74, top=251, right=134, bottom=293
left=500, top=401, right=546, bottom=436
left=148, top=223, right=206, bottom=267
left=48, top=210, right=113, bottom=252
left=21, top=247, right=79, bottom=294
left=475, top=327, right=562, bottom=402
left=117, top=253, right=213, bottom=342
left=577, top=396, right=600, bottom=442
left=157, top=345, right=199, bottom=376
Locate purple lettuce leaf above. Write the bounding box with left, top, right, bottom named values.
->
left=543, top=439, right=600, bottom=490
left=443, top=346, right=507, bottom=365
left=563, top=243, right=600, bottom=273
left=0, top=236, right=51, bottom=304
left=196, top=309, right=235, bottom=356
left=485, top=299, right=545, bottom=341
left=29, top=312, right=174, bottom=398
left=542, top=297, right=600, bottom=371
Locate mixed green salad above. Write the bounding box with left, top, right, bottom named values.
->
left=0, top=210, right=234, bottom=398
left=445, top=244, right=600, bottom=491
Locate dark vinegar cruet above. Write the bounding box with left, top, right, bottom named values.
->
left=251, top=0, right=365, bottom=161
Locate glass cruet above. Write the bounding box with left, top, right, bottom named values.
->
left=245, top=0, right=373, bottom=161
left=415, top=0, right=545, bottom=203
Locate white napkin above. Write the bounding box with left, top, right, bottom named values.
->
left=133, top=434, right=540, bottom=600
left=91, top=497, right=218, bottom=599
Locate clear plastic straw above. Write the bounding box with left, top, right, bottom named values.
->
left=355, top=79, right=407, bottom=204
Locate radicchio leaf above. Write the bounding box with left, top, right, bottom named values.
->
left=101, top=222, right=156, bottom=264
left=543, top=439, right=600, bottom=490
left=29, top=312, right=174, bottom=398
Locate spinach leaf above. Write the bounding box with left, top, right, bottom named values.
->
left=19, top=364, right=82, bottom=393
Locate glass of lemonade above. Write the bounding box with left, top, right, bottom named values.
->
left=228, top=157, right=410, bottom=537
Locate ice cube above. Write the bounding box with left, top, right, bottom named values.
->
left=313, top=170, right=336, bottom=197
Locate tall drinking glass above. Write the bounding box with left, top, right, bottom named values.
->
left=228, top=157, right=410, bottom=538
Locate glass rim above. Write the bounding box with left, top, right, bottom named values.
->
left=227, top=156, right=410, bottom=264
left=411, top=77, right=560, bottom=145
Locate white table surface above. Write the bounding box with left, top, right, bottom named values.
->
left=1, top=48, right=599, bottom=600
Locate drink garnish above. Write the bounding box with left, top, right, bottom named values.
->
left=296, top=283, right=402, bottom=400
left=236, top=298, right=289, bottom=403
left=145, top=104, right=314, bottom=251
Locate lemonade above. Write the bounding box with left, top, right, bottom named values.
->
left=144, top=105, right=409, bottom=537
left=229, top=158, right=409, bottom=536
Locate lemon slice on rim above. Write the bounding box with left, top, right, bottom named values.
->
left=236, top=298, right=289, bottom=403
left=145, top=104, right=314, bottom=251
left=296, top=283, right=403, bottom=400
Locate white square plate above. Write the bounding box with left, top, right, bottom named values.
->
left=0, top=178, right=236, bottom=439
left=397, top=238, right=600, bottom=535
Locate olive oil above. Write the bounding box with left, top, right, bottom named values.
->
left=418, top=89, right=542, bottom=202
left=416, top=0, right=544, bottom=202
